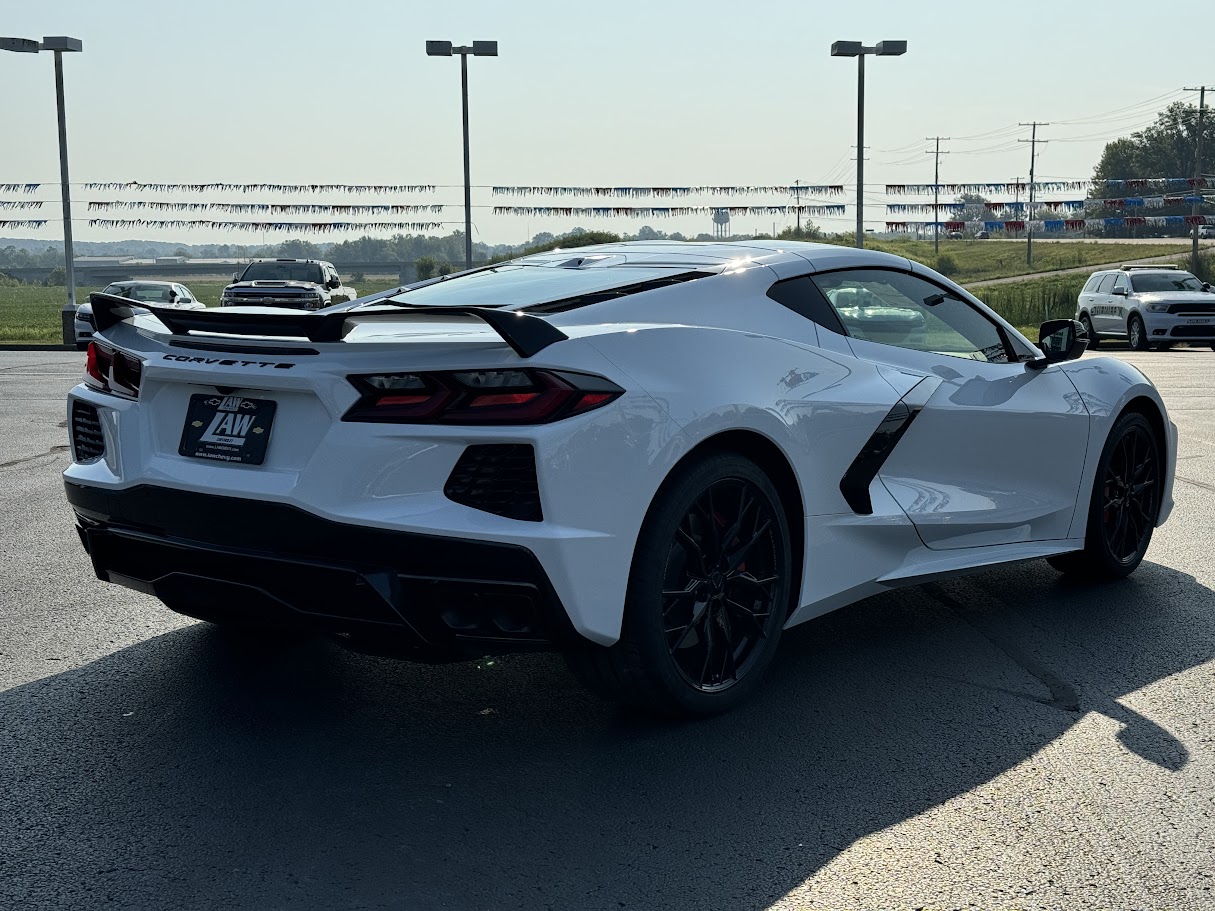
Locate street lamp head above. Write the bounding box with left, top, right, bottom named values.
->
left=875, top=40, right=907, bottom=56
left=41, top=36, right=83, bottom=52
left=0, top=36, right=41, bottom=53
left=830, top=40, right=863, bottom=57
left=425, top=40, right=453, bottom=57
left=471, top=40, right=498, bottom=56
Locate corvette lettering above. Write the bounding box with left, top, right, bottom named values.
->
left=162, top=354, right=294, bottom=369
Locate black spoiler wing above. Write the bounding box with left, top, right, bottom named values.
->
left=87, top=293, right=569, bottom=358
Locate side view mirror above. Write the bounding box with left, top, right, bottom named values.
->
left=326, top=277, right=341, bottom=289
left=1111, top=286, right=1128, bottom=296
left=232, top=272, right=242, bottom=282
left=1029, top=318, right=1088, bottom=369
left=1203, top=282, right=1211, bottom=292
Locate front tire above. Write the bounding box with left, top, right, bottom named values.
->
left=1127, top=314, right=1149, bottom=351
left=565, top=453, right=792, bottom=717
left=1079, top=314, right=1099, bottom=349
left=1048, top=411, right=1160, bottom=580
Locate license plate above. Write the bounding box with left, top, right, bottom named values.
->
left=179, top=394, right=276, bottom=465
left=1184, top=318, right=1211, bottom=325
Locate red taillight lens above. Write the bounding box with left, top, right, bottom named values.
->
left=83, top=341, right=141, bottom=397
left=343, top=369, right=623, bottom=425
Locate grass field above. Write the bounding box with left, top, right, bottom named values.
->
left=859, top=239, right=1186, bottom=284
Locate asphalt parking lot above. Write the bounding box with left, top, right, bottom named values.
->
left=1, top=347, right=1213, bottom=911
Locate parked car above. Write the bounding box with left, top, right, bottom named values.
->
left=220, top=259, right=357, bottom=310
left=1074, top=265, right=1215, bottom=351
left=66, top=241, right=1177, bottom=716
left=1199, top=224, right=1215, bottom=239
left=946, top=230, right=965, bottom=239
left=73, top=281, right=204, bottom=350
left=976, top=230, right=990, bottom=239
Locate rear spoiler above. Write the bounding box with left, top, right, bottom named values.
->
left=87, top=293, right=569, bottom=358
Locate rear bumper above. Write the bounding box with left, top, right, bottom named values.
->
left=65, top=481, right=583, bottom=659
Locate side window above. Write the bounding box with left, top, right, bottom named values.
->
left=102, top=284, right=121, bottom=295
left=766, top=276, right=846, bottom=335
left=1095, top=274, right=1116, bottom=294
left=175, top=285, right=191, bottom=301
left=1112, top=274, right=1128, bottom=295
left=810, top=269, right=1012, bottom=363
left=1082, top=275, right=1101, bottom=293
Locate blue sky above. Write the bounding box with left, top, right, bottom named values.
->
left=1, top=0, right=1207, bottom=244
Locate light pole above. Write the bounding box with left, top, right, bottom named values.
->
left=830, top=40, right=907, bottom=249
left=1, top=35, right=83, bottom=344
left=426, top=39, right=497, bottom=271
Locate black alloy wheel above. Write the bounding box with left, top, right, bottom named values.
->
left=1099, top=420, right=1160, bottom=566
left=1127, top=314, right=1149, bottom=351
left=660, top=475, right=784, bottom=694
left=565, top=453, right=792, bottom=716
left=1079, top=314, right=1099, bottom=349
left=1048, top=411, right=1160, bottom=579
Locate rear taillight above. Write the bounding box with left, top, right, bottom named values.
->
left=84, top=341, right=142, bottom=398
left=343, top=369, right=623, bottom=425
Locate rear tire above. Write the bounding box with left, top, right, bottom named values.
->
left=1079, top=314, right=1098, bottom=349
left=1127, top=314, right=1149, bottom=351
left=1047, top=411, right=1160, bottom=580
left=565, top=453, right=792, bottom=717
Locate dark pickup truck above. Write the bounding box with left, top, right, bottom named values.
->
left=219, top=259, right=358, bottom=310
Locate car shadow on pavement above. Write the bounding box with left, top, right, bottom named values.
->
left=1, top=558, right=1212, bottom=910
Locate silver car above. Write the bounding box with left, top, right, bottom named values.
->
left=74, top=281, right=205, bottom=350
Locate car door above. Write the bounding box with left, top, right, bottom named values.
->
left=810, top=268, right=1090, bottom=550
left=1088, top=273, right=1117, bottom=335
left=1108, top=271, right=1131, bottom=336
left=1077, top=274, right=1102, bottom=332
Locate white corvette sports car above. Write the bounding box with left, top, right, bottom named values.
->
left=64, top=241, right=1177, bottom=716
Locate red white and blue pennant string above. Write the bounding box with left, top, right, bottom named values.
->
left=80, top=182, right=437, bottom=194
left=84, top=219, right=446, bottom=232
left=86, top=201, right=444, bottom=215
left=491, top=205, right=846, bottom=217
left=491, top=186, right=845, bottom=198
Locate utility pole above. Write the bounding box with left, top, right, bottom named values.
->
left=1184, top=86, right=1211, bottom=273
left=791, top=181, right=803, bottom=234
left=925, top=137, right=949, bottom=253
left=1018, top=122, right=1050, bottom=266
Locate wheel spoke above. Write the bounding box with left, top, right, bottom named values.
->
left=724, top=598, right=769, bottom=639
left=667, top=600, right=709, bottom=649
left=725, top=519, right=772, bottom=570
left=675, top=527, right=709, bottom=576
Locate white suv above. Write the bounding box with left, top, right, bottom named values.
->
left=1075, top=265, right=1215, bottom=351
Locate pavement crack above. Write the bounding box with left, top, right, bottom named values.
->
left=1176, top=474, right=1215, bottom=493
left=923, top=582, right=1081, bottom=713
left=0, top=444, right=71, bottom=470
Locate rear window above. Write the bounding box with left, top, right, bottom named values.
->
left=385, top=264, right=697, bottom=309
left=1129, top=272, right=1203, bottom=293
left=241, top=262, right=324, bottom=283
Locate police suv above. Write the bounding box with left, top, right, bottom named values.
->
left=1075, top=265, right=1215, bottom=351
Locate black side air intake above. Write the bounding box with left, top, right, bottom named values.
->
left=71, top=401, right=105, bottom=461
left=444, top=444, right=542, bottom=521
left=839, top=376, right=941, bottom=514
